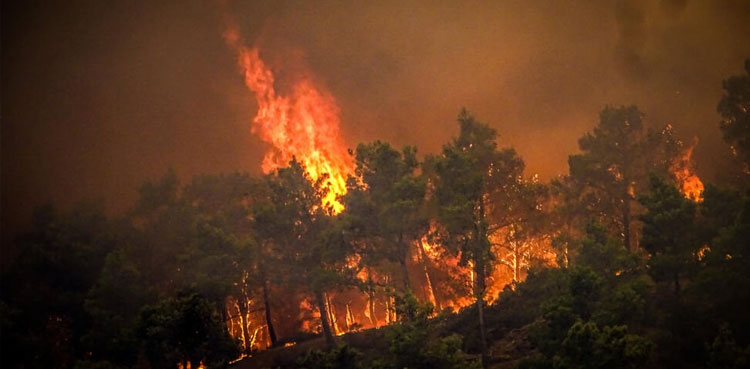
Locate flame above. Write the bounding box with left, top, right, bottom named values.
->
left=672, top=139, right=704, bottom=201
left=229, top=355, right=248, bottom=365
left=223, top=23, right=352, bottom=213
left=420, top=235, right=442, bottom=260
left=177, top=362, right=205, bottom=369
left=697, top=245, right=710, bottom=261
left=418, top=235, right=440, bottom=308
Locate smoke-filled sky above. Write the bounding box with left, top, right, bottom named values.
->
left=2, top=0, right=749, bottom=243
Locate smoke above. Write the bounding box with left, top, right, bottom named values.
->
left=660, top=0, right=689, bottom=15
left=614, top=0, right=649, bottom=80
left=2, top=0, right=749, bottom=248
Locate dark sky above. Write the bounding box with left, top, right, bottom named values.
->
left=2, top=0, right=749, bottom=244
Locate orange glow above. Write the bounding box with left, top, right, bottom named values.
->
left=420, top=234, right=442, bottom=260
left=177, top=361, right=205, bottom=369
left=223, top=23, right=353, bottom=213
left=672, top=139, right=704, bottom=201
left=229, top=355, right=248, bottom=365
left=697, top=245, right=711, bottom=261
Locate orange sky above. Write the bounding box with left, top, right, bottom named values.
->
left=3, top=0, right=749, bottom=247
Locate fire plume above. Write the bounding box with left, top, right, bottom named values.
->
left=672, top=139, right=704, bottom=201
left=223, top=23, right=352, bottom=212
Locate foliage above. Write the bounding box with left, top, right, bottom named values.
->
left=492, top=267, right=570, bottom=330
left=638, top=175, right=699, bottom=297
left=560, top=105, right=685, bottom=250
left=298, top=344, right=364, bottom=369
left=428, top=109, right=527, bottom=366
left=522, top=269, right=652, bottom=368
left=344, top=140, right=428, bottom=293
left=136, top=291, right=240, bottom=369
left=706, top=325, right=750, bottom=369
left=377, top=292, right=481, bottom=369
left=687, top=188, right=750, bottom=348
left=553, top=321, right=652, bottom=369
left=4, top=79, right=750, bottom=369
left=717, top=59, right=750, bottom=168
left=1, top=203, right=118, bottom=369
left=254, top=159, right=355, bottom=345
left=82, top=249, right=152, bottom=366
left=566, top=106, right=646, bottom=249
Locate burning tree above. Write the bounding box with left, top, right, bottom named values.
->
left=559, top=105, right=704, bottom=253
left=254, top=159, right=355, bottom=346
left=490, top=175, right=551, bottom=287
left=428, top=109, right=527, bottom=367
left=345, top=141, right=428, bottom=294
left=566, top=106, right=649, bottom=251
left=638, top=175, right=700, bottom=299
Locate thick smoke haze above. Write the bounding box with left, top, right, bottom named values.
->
left=2, top=0, right=749, bottom=248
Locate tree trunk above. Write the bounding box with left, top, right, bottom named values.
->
left=367, top=275, right=378, bottom=327
left=623, top=198, right=632, bottom=250
left=513, top=244, right=520, bottom=283
left=221, top=299, right=231, bottom=334
left=418, top=242, right=440, bottom=309
left=399, top=233, right=412, bottom=292
left=476, top=196, right=489, bottom=368
left=384, top=275, right=393, bottom=324
left=385, top=295, right=392, bottom=324
left=325, top=292, right=340, bottom=335
left=386, top=293, right=397, bottom=323
left=315, top=289, right=335, bottom=346
left=399, top=258, right=411, bottom=293
left=345, top=302, right=355, bottom=331
left=237, top=299, right=252, bottom=354
left=226, top=302, right=236, bottom=336
left=262, top=278, right=278, bottom=347
left=565, top=223, right=571, bottom=267
left=474, top=257, right=489, bottom=368
left=391, top=295, right=397, bottom=322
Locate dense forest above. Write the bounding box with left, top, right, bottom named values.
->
left=2, top=61, right=749, bottom=369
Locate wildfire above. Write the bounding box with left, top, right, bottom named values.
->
left=672, top=138, right=704, bottom=201
left=223, top=22, right=353, bottom=213
left=217, top=16, right=537, bottom=353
